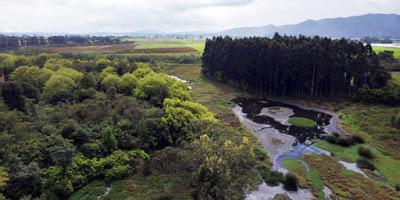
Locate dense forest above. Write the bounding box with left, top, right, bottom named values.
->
left=202, top=34, right=390, bottom=98
left=0, top=35, right=123, bottom=50
left=0, top=53, right=270, bottom=199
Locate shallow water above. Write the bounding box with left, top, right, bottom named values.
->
left=168, top=75, right=192, bottom=90
left=323, top=186, right=333, bottom=200
left=339, top=160, right=368, bottom=178
left=233, top=98, right=339, bottom=200
left=233, top=98, right=333, bottom=143
left=246, top=183, right=314, bottom=200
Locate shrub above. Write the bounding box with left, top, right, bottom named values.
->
left=325, top=135, right=337, bottom=144
left=283, top=173, right=298, bottom=191
left=156, top=195, right=175, bottom=200
left=337, top=138, right=352, bottom=147
left=358, top=147, right=375, bottom=159
left=395, top=184, right=400, bottom=192
left=332, top=132, right=340, bottom=138
left=261, top=169, right=283, bottom=186
left=254, top=148, right=268, bottom=161
left=352, top=135, right=365, bottom=144
left=142, top=161, right=152, bottom=176
left=356, top=158, right=376, bottom=171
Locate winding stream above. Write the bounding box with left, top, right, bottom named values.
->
left=232, top=98, right=339, bottom=200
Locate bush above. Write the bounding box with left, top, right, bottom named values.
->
left=325, top=135, right=337, bottom=144
left=156, top=195, right=175, bottom=200
left=104, top=165, right=131, bottom=181
left=352, top=135, right=365, bottom=144
left=337, top=138, right=352, bottom=147
left=395, top=184, right=400, bottom=192
left=261, top=169, right=283, bottom=186
left=254, top=148, right=267, bottom=161
left=356, top=158, right=376, bottom=171
left=391, top=112, right=400, bottom=128
left=142, top=161, right=152, bottom=176
left=283, top=173, right=298, bottom=191
left=358, top=147, right=375, bottom=159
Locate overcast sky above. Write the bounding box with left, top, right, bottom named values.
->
left=0, top=0, right=399, bottom=33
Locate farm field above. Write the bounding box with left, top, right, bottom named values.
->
left=43, top=43, right=136, bottom=53
left=24, top=38, right=206, bottom=54
left=373, top=46, right=400, bottom=58
left=132, top=38, right=206, bottom=53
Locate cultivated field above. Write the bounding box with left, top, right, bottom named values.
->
left=44, top=43, right=137, bottom=53
left=39, top=38, right=206, bottom=54
left=130, top=38, right=205, bottom=53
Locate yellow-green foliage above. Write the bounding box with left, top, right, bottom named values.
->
left=135, top=73, right=190, bottom=105
left=119, top=73, right=137, bottom=93
left=162, top=98, right=216, bottom=130
left=0, top=167, right=8, bottom=188
left=132, top=63, right=155, bottom=79
left=43, top=75, right=75, bottom=101
left=102, top=74, right=122, bottom=89
left=11, top=65, right=53, bottom=88
left=95, top=58, right=112, bottom=69
left=57, top=67, right=83, bottom=82
left=192, top=134, right=257, bottom=198
left=101, top=66, right=117, bottom=78
left=44, top=58, right=73, bottom=71
left=0, top=167, right=8, bottom=200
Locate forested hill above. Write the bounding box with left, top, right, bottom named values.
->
left=219, top=13, right=400, bottom=38
left=202, top=35, right=390, bottom=98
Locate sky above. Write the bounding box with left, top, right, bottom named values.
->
left=0, top=0, right=399, bottom=33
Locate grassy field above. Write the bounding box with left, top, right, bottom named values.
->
left=337, top=104, right=400, bottom=159
left=70, top=174, right=193, bottom=200
left=373, top=46, right=400, bottom=58
left=20, top=38, right=206, bottom=55
left=161, top=64, right=250, bottom=126
left=304, top=154, right=398, bottom=200
left=132, top=38, right=205, bottom=53
left=315, top=140, right=400, bottom=188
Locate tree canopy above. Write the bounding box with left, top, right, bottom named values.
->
left=202, top=35, right=389, bottom=98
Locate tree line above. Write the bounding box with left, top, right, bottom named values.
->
left=202, top=34, right=390, bottom=98
left=0, top=35, right=123, bottom=50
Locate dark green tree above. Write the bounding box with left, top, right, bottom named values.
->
left=0, top=82, right=26, bottom=112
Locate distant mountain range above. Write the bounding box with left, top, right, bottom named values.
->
left=2, top=13, right=399, bottom=39
left=218, top=13, right=400, bottom=39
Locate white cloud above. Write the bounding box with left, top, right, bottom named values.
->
left=0, top=0, right=398, bottom=33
